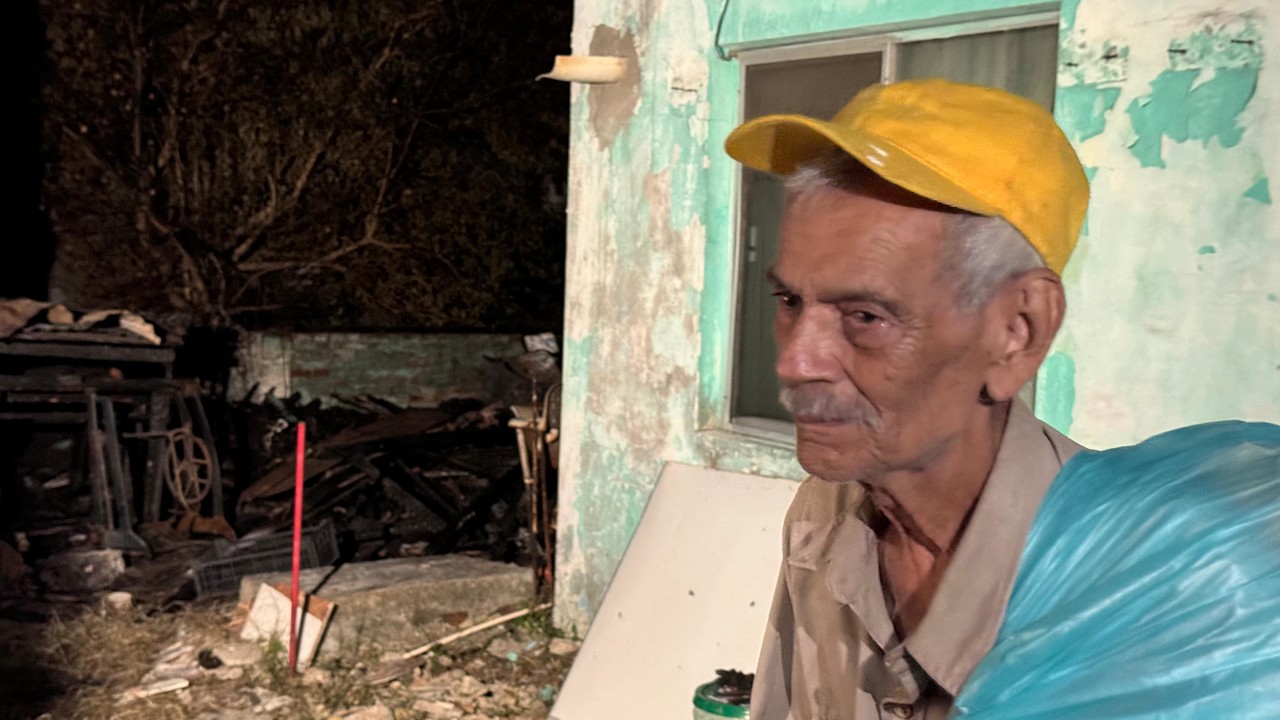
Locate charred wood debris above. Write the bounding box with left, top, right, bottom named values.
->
left=0, top=305, right=560, bottom=605
left=228, top=388, right=554, bottom=575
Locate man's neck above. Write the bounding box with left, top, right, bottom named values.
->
left=869, top=402, right=1011, bottom=553
left=868, top=402, right=1012, bottom=635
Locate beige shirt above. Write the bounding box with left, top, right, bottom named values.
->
left=751, top=401, right=1083, bottom=720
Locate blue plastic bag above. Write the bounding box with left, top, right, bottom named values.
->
left=952, top=421, right=1280, bottom=719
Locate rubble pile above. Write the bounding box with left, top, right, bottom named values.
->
left=4, top=392, right=538, bottom=604
left=228, top=393, right=529, bottom=567
left=1, top=319, right=566, bottom=718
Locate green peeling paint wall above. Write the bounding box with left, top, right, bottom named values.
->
left=558, top=0, right=1280, bottom=631
left=1043, top=0, right=1280, bottom=445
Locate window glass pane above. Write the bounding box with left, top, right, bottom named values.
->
left=734, top=53, right=882, bottom=421
left=897, top=25, right=1058, bottom=110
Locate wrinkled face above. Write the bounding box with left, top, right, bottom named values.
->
left=771, top=186, right=995, bottom=484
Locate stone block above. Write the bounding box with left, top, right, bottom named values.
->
left=37, top=548, right=125, bottom=592
left=238, top=554, right=533, bottom=658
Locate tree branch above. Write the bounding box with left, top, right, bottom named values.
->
left=228, top=11, right=435, bottom=262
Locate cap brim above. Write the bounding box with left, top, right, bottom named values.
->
left=725, top=114, right=1002, bottom=218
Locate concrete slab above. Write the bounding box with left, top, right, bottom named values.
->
left=239, top=555, right=534, bottom=658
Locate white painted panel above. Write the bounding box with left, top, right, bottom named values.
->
left=551, top=463, right=799, bottom=720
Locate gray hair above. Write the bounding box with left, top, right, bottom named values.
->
left=786, top=151, right=1044, bottom=312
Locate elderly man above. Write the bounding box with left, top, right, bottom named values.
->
left=723, top=79, right=1280, bottom=719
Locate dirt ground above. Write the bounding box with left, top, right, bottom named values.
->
left=0, top=598, right=577, bottom=720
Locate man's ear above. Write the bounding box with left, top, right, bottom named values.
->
left=982, top=268, right=1065, bottom=403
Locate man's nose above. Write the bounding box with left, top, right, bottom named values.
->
left=775, top=310, right=841, bottom=386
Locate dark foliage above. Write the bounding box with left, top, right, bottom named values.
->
left=42, top=0, right=570, bottom=330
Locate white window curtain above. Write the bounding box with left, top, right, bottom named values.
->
left=897, top=25, right=1058, bottom=111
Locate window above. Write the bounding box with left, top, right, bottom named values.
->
left=730, top=21, right=1059, bottom=428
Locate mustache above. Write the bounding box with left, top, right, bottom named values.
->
left=779, top=385, right=882, bottom=427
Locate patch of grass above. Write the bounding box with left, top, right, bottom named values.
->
left=36, top=603, right=227, bottom=719
left=512, top=606, right=560, bottom=639
left=261, top=635, right=289, bottom=691
left=259, top=632, right=381, bottom=713
left=311, top=657, right=377, bottom=711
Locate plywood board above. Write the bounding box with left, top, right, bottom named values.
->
left=240, top=582, right=335, bottom=669
left=550, top=463, right=799, bottom=720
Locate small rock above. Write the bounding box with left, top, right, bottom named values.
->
left=412, top=700, right=463, bottom=718
left=490, top=685, right=519, bottom=708
left=343, top=702, right=394, bottom=720
left=343, top=696, right=391, bottom=712
left=210, top=640, right=263, bottom=667
left=194, top=711, right=258, bottom=720
left=142, top=661, right=202, bottom=683
left=117, top=677, right=189, bottom=704
left=102, top=591, right=133, bottom=613
left=548, top=638, right=581, bottom=656
left=486, top=635, right=525, bottom=660
left=465, top=658, right=485, bottom=673
left=207, top=666, right=245, bottom=682
left=300, top=666, right=332, bottom=685
left=400, top=541, right=428, bottom=556
left=455, top=674, right=488, bottom=698
left=247, top=686, right=294, bottom=713
left=431, top=668, right=465, bottom=683
left=436, top=655, right=454, bottom=668
left=38, top=549, right=125, bottom=592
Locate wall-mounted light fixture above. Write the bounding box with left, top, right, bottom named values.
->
left=537, top=55, right=629, bottom=84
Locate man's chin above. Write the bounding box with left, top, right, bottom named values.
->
left=794, top=435, right=874, bottom=484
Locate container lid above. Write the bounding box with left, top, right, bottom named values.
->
left=693, top=682, right=750, bottom=718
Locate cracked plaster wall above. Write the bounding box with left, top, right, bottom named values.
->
left=1041, top=0, right=1279, bottom=445
left=556, top=0, right=719, bottom=633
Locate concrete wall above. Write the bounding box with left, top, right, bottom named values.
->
left=229, top=331, right=526, bottom=408
left=557, top=0, right=1280, bottom=632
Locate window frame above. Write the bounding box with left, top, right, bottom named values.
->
left=723, top=11, right=1060, bottom=443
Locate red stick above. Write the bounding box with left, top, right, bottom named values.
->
left=289, top=421, right=306, bottom=673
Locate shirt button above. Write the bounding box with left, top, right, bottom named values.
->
left=883, top=702, right=914, bottom=718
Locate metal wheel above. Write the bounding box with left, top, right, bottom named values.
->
left=166, top=428, right=214, bottom=511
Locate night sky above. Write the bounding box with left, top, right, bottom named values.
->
left=14, top=2, right=57, bottom=301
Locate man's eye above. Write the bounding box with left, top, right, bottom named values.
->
left=847, top=310, right=881, bottom=324
left=772, top=291, right=800, bottom=310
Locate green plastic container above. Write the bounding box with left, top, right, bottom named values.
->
left=693, top=681, right=750, bottom=719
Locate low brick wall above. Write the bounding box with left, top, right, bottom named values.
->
left=228, top=331, right=527, bottom=408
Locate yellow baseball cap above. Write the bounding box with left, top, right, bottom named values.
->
left=724, top=78, right=1089, bottom=274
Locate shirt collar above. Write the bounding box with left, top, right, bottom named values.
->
left=906, top=399, right=1081, bottom=694
left=794, top=400, right=1082, bottom=696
